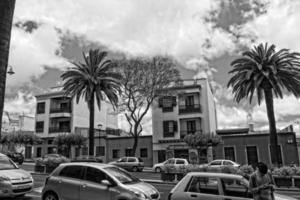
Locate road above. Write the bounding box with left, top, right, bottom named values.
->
left=17, top=163, right=300, bottom=200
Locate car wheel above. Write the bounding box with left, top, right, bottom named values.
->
left=132, top=166, right=138, bottom=172
left=155, top=167, right=161, bottom=173
left=43, top=192, right=58, bottom=200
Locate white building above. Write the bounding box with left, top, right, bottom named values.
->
left=152, top=79, right=217, bottom=163
left=1, top=112, right=34, bottom=132
left=33, top=88, right=118, bottom=161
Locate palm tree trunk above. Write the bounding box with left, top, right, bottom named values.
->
left=88, top=93, right=95, bottom=156
left=264, top=89, right=279, bottom=166
left=0, top=0, right=16, bottom=140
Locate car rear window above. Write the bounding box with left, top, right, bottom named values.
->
left=210, top=161, right=222, bottom=165
left=176, top=159, right=185, bottom=164
left=59, top=165, right=83, bottom=179
left=128, top=158, right=136, bottom=162
left=224, top=161, right=233, bottom=165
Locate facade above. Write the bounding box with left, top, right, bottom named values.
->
left=152, top=79, right=217, bottom=164
left=106, top=135, right=153, bottom=167
left=33, top=89, right=118, bottom=162
left=215, top=128, right=299, bottom=167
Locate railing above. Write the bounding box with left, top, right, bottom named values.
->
left=35, top=128, right=44, bottom=133
left=179, top=104, right=201, bottom=114
left=180, top=130, right=203, bottom=139
left=49, top=127, right=71, bottom=133
left=50, top=106, right=71, bottom=113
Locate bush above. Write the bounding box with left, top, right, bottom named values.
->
left=35, top=156, right=69, bottom=173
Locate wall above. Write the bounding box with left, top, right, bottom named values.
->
left=106, top=135, right=153, bottom=167
left=215, top=132, right=299, bottom=167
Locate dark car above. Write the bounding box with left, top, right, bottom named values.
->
left=6, top=152, right=24, bottom=165
left=71, top=155, right=103, bottom=163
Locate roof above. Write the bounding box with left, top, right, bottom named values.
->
left=35, top=91, right=66, bottom=99
left=216, top=128, right=249, bottom=135
left=186, top=172, right=244, bottom=179
left=60, top=162, right=114, bottom=169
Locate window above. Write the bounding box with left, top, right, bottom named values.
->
left=165, top=159, right=175, bottom=164
left=140, top=148, right=148, bottom=158
left=85, top=167, right=107, bottom=184
left=36, top=147, right=42, bottom=157
left=269, top=145, right=283, bottom=165
left=37, top=102, right=45, bottom=114
left=128, top=158, right=136, bottom=162
left=185, top=95, right=194, bottom=106
left=163, top=121, right=177, bottom=137
left=176, top=159, right=185, bottom=164
left=224, top=161, right=234, bottom=166
left=59, top=166, right=83, bottom=179
left=210, top=160, right=222, bottom=166
left=221, top=178, right=252, bottom=198
left=82, top=147, right=88, bottom=155
left=187, top=120, right=196, bottom=133
left=125, top=148, right=132, bottom=156
left=48, top=139, right=53, bottom=145
left=112, top=149, right=120, bottom=159
left=35, top=121, right=44, bottom=133
left=187, top=176, right=219, bottom=195
left=158, top=96, right=176, bottom=112
left=224, top=147, right=236, bottom=162
left=246, top=146, right=258, bottom=165
left=96, top=146, right=105, bottom=156
left=119, top=157, right=127, bottom=162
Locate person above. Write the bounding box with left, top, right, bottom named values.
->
left=249, top=162, right=275, bottom=200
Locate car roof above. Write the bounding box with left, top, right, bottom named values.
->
left=187, top=172, right=244, bottom=179
left=60, top=162, right=114, bottom=169
left=0, top=153, right=6, bottom=157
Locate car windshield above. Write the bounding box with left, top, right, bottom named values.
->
left=104, top=167, right=140, bottom=184
left=0, top=156, right=18, bottom=170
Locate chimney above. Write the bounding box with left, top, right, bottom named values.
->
left=247, top=112, right=254, bottom=133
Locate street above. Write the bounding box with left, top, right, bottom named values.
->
left=15, top=163, right=300, bottom=200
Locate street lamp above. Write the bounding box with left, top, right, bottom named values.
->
left=7, top=65, right=15, bottom=75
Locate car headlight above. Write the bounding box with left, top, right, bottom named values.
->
left=131, top=190, right=149, bottom=199
left=0, top=176, right=10, bottom=182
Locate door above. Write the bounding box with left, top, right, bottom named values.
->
left=58, top=165, right=83, bottom=200
left=175, top=159, right=186, bottom=171
left=25, top=146, right=32, bottom=159
left=116, top=157, right=127, bottom=169
left=179, top=176, right=222, bottom=200
left=246, top=146, right=258, bottom=165
left=220, top=178, right=252, bottom=200
left=80, top=167, right=114, bottom=200
left=158, top=150, right=166, bottom=163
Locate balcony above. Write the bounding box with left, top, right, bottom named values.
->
left=50, top=106, right=71, bottom=113
left=49, top=127, right=71, bottom=133
left=179, top=104, right=201, bottom=114
left=180, top=129, right=203, bottom=139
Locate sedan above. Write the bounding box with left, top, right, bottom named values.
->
left=0, top=153, right=34, bottom=198
left=169, top=172, right=296, bottom=200
left=42, top=162, right=160, bottom=200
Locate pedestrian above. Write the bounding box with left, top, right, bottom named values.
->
left=249, top=162, right=275, bottom=200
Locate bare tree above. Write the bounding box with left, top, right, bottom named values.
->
left=115, top=56, right=180, bottom=156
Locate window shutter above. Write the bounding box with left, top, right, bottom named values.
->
left=163, top=121, right=169, bottom=133
left=172, top=96, right=177, bottom=106
left=158, top=97, right=163, bottom=107
left=173, top=121, right=178, bottom=132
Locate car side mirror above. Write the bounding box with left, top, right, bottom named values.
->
left=101, top=180, right=111, bottom=187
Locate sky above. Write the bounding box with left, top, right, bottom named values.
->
left=3, top=0, right=300, bottom=134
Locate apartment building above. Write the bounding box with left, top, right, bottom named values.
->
left=152, top=79, right=217, bottom=164
left=33, top=89, right=118, bottom=162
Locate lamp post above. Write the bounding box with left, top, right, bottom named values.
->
left=97, top=124, right=102, bottom=156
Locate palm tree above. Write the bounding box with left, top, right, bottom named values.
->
left=228, top=43, right=300, bottom=166
left=0, top=0, right=16, bottom=140
left=61, top=49, right=121, bottom=156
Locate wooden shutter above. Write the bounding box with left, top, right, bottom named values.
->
left=163, top=121, right=169, bottom=133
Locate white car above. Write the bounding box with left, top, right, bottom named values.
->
left=206, top=159, right=240, bottom=168
left=153, top=158, right=189, bottom=173
left=0, top=153, right=34, bottom=198
left=169, top=172, right=296, bottom=200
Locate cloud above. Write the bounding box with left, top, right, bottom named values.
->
left=7, top=24, right=68, bottom=88
left=3, top=92, right=36, bottom=116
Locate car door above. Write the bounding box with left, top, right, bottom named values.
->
left=209, top=160, right=222, bottom=169
left=116, top=157, right=128, bottom=169
left=164, top=158, right=175, bottom=172
left=175, top=159, right=186, bottom=172
left=219, top=178, right=252, bottom=200
left=178, top=176, right=222, bottom=200
left=127, top=157, right=137, bottom=171
left=80, top=167, right=117, bottom=200
left=58, top=165, right=84, bottom=200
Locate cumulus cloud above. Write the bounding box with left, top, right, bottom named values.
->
left=3, top=92, right=36, bottom=115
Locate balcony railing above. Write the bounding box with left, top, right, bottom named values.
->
left=179, top=104, right=201, bottom=114
left=49, top=127, right=71, bottom=133
left=50, top=106, right=72, bottom=113
left=180, top=129, right=203, bottom=139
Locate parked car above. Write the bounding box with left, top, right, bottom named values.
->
left=6, top=151, right=24, bottom=165
left=153, top=158, right=189, bottom=173
left=71, top=155, right=103, bottom=163
left=168, top=172, right=296, bottom=200
left=35, top=154, right=69, bottom=164
left=0, top=153, right=34, bottom=198
left=204, top=159, right=240, bottom=168
left=42, top=162, right=160, bottom=200
left=109, top=157, right=144, bottom=172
